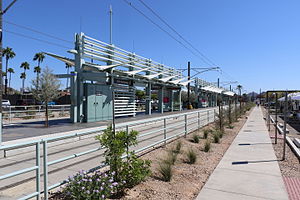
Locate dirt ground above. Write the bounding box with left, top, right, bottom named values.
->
left=121, top=112, right=250, bottom=200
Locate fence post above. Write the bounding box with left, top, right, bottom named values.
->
left=164, top=118, right=167, bottom=145
left=214, top=109, right=216, bottom=121
left=198, top=112, right=200, bottom=129
left=43, top=141, right=48, bottom=200
left=36, top=142, right=41, bottom=199
left=9, top=106, right=12, bottom=124
left=62, top=106, right=65, bottom=116
left=207, top=110, right=209, bottom=124
left=184, top=114, right=187, bottom=137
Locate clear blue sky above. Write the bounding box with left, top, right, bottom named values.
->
left=3, top=0, right=300, bottom=93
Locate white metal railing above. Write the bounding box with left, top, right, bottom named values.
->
left=2, top=105, right=70, bottom=125
left=0, top=105, right=238, bottom=199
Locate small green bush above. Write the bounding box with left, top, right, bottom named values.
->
left=213, top=133, right=220, bottom=143
left=192, top=134, right=200, bottom=143
left=186, top=148, right=197, bottom=164
left=227, top=125, right=234, bottom=129
left=204, top=140, right=211, bottom=152
left=158, top=162, right=172, bottom=182
left=120, top=153, right=151, bottom=188
left=173, top=141, right=182, bottom=154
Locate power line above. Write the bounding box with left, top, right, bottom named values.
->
left=122, top=0, right=210, bottom=63
left=4, top=30, right=72, bottom=49
left=137, top=0, right=216, bottom=67
left=3, top=20, right=73, bottom=44
left=132, top=0, right=238, bottom=82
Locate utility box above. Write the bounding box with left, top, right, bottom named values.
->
left=83, top=83, right=113, bottom=122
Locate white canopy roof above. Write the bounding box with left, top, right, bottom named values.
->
left=223, top=91, right=235, bottom=96
left=278, top=92, right=300, bottom=101
left=201, top=85, right=223, bottom=94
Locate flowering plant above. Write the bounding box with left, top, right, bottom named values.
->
left=60, top=170, right=119, bottom=200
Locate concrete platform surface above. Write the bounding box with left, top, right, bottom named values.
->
left=196, top=107, right=289, bottom=200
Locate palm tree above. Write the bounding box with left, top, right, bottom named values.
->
left=33, top=52, right=45, bottom=89
left=8, top=68, right=14, bottom=93
left=3, top=47, right=16, bottom=95
left=236, top=85, right=242, bottom=96
left=20, top=62, right=30, bottom=93
left=65, top=63, right=72, bottom=90
left=34, top=66, right=41, bottom=89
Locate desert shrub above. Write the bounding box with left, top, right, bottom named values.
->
left=59, top=170, right=118, bottom=200
left=186, top=148, right=197, bottom=164
left=163, top=151, right=177, bottom=165
left=158, top=162, right=172, bottom=182
left=173, top=141, right=182, bottom=154
left=227, top=125, right=234, bottom=129
left=203, top=129, right=211, bottom=139
left=204, top=140, right=211, bottom=152
left=192, top=134, right=200, bottom=143
left=213, top=133, right=220, bottom=143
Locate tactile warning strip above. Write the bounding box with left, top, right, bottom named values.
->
left=283, top=177, right=300, bottom=200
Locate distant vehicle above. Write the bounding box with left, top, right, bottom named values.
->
left=42, top=101, right=56, bottom=105
left=2, top=99, right=11, bottom=107
left=47, top=101, right=56, bottom=105
left=16, top=99, right=35, bottom=106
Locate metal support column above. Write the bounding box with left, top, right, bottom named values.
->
left=179, top=89, right=182, bottom=111
left=146, top=82, right=151, bottom=115
left=282, top=91, right=288, bottom=160
left=70, top=72, right=78, bottom=123
left=158, top=87, right=164, bottom=113
left=275, top=93, right=278, bottom=144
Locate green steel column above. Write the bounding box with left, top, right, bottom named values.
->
left=171, top=90, right=174, bottom=112
left=70, top=72, right=77, bottom=123
left=179, top=88, right=182, bottom=111
left=158, top=86, right=164, bottom=113
left=146, top=82, right=151, bottom=115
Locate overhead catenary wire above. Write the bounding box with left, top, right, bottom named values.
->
left=122, top=0, right=207, bottom=62
left=3, top=20, right=73, bottom=44
left=137, top=0, right=216, bottom=67
left=127, top=0, right=238, bottom=83
left=4, top=30, right=72, bottom=49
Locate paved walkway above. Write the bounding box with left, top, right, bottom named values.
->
left=196, top=107, right=289, bottom=200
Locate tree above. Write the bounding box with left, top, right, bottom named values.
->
left=34, top=66, right=41, bottom=89
left=20, top=62, right=30, bottom=93
left=3, top=47, right=16, bottom=95
left=236, top=85, right=242, bottom=96
left=65, top=63, right=72, bottom=90
left=33, top=52, right=45, bottom=89
left=8, top=68, right=14, bottom=89
left=31, top=67, right=61, bottom=127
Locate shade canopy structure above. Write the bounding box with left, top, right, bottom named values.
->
left=278, top=92, right=300, bottom=101
left=201, top=85, right=224, bottom=94
left=223, top=91, right=235, bottom=96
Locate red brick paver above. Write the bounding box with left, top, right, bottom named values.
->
left=283, top=177, right=300, bottom=200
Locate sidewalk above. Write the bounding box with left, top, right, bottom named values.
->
left=196, top=107, right=289, bottom=200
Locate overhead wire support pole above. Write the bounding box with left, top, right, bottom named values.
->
left=187, top=61, right=191, bottom=109
left=0, top=0, right=19, bottom=146
left=109, top=5, right=113, bottom=45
